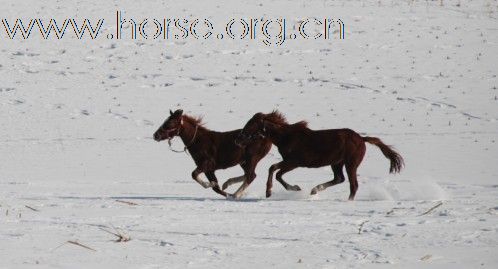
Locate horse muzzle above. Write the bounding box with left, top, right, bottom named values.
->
left=153, top=133, right=163, bottom=142
left=154, top=127, right=179, bottom=142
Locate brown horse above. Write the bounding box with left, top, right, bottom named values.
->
left=234, top=111, right=404, bottom=200
left=153, top=109, right=272, bottom=197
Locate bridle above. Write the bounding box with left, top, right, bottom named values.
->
left=167, top=119, right=198, bottom=154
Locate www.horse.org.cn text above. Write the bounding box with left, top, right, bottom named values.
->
left=1, top=11, right=346, bottom=46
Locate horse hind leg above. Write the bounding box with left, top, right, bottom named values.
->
left=232, top=160, right=259, bottom=199
left=310, top=164, right=345, bottom=195
left=345, top=163, right=359, bottom=201
left=345, top=143, right=366, bottom=201
left=222, top=175, right=246, bottom=190
left=232, top=172, right=256, bottom=199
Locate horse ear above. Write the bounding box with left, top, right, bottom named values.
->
left=169, top=109, right=174, bottom=116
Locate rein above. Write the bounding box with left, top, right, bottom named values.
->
left=168, top=123, right=198, bottom=154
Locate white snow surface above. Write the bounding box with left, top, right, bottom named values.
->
left=1, top=0, right=497, bottom=268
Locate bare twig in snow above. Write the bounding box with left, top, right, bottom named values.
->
left=386, top=207, right=407, bottom=216
left=25, top=205, right=39, bottom=212
left=420, top=254, right=432, bottom=261
left=68, top=240, right=96, bottom=251
left=53, top=241, right=96, bottom=252
left=419, top=201, right=443, bottom=216
left=99, top=226, right=131, bottom=242
left=358, top=220, right=369, bottom=234
left=115, top=200, right=138, bottom=206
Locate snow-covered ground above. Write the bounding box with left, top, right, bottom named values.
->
left=1, top=0, right=497, bottom=268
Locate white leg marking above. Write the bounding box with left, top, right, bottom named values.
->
left=223, top=175, right=246, bottom=189
left=311, top=184, right=325, bottom=195
left=194, top=175, right=212, bottom=189
left=233, top=182, right=249, bottom=199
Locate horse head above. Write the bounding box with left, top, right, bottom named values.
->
left=153, top=109, right=184, bottom=142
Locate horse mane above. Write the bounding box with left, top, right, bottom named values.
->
left=291, top=121, right=309, bottom=129
left=182, top=114, right=209, bottom=130
left=265, top=110, right=308, bottom=129
left=265, top=110, right=288, bottom=125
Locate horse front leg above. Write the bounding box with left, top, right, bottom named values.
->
left=191, top=167, right=214, bottom=189
left=266, top=162, right=282, bottom=198
left=205, top=171, right=228, bottom=197
left=273, top=163, right=300, bottom=196
left=310, top=164, right=345, bottom=195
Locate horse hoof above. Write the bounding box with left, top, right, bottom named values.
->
left=266, top=190, right=272, bottom=198
left=226, top=194, right=236, bottom=200
left=310, top=189, right=317, bottom=195
left=234, top=193, right=244, bottom=200
left=222, top=182, right=229, bottom=190
left=293, top=185, right=302, bottom=191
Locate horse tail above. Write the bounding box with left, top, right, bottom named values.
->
left=362, top=136, right=404, bottom=174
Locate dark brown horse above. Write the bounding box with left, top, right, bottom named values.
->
left=153, top=109, right=272, bottom=197
left=235, top=111, right=404, bottom=200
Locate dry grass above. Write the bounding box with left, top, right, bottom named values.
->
left=419, top=201, right=443, bottom=216
left=100, top=225, right=131, bottom=242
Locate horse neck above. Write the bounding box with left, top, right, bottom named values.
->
left=265, top=124, right=286, bottom=146
left=179, top=119, right=201, bottom=146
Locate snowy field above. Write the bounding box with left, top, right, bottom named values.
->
left=1, top=0, right=497, bottom=268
